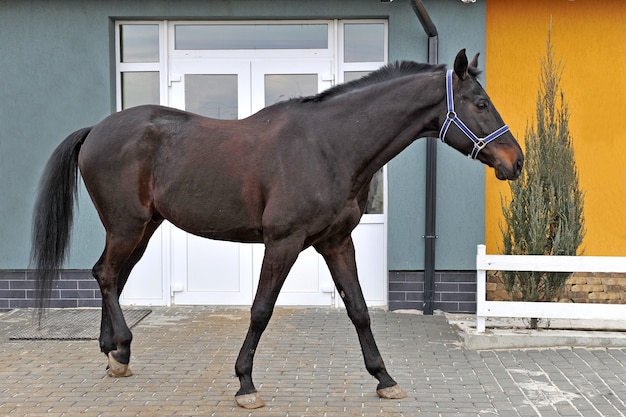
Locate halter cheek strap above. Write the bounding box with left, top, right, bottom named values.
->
left=439, top=70, right=510, bottom=160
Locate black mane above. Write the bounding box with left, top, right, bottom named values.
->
left=299, top=61, right=484, bottom=103
left=300, top=61, right=446, bottom=103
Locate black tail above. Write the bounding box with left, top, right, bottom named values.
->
left=31, top=127, right=92, bottom=311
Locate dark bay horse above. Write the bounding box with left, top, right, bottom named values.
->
left=32, top=49, right=523, bottom=408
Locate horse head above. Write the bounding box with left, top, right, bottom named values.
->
left=440, top=49, right=524, bottom=180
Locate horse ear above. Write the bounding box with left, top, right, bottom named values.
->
left=453, top=49, right=469, bottom=80
left=469, top=53, right=480, bottom=69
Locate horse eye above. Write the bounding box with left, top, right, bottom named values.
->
left=476, top=100, right=488, bottom=110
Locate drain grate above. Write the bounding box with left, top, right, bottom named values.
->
left=9, top=309, right=151, bottom=340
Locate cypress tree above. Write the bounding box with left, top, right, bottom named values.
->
left=500, top=31, right=585, bottom=321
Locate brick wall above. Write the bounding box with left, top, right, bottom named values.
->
left=2, top=269, right=478, bottom=313
left=0, top=270, right=101, bottom=311
left=389, top=271, right=477, bottom=313
left=487, top=272, right=626, bottom=303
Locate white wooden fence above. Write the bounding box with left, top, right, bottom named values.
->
left=476, top=244, right=626, bottom=333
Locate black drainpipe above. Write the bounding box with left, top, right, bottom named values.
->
left=409, top=0, right=438, bottom=315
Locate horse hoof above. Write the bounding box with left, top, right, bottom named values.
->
left=235, top=392, right=265, bottom=409
left=377, top=384, right=407, bottom=399
left=107, top=352, right=133, bottom=377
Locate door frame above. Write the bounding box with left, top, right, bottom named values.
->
left=117, top=19, right=388, bottom=307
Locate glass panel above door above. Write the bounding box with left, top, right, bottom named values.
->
left=185, top=74, right=238, bottom=119
left=175, top=24, right=328, bottom=50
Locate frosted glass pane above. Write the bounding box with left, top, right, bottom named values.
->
left=121, top=72, right=159, bottom=109
left=344, top=71, right=370, bottom=82
left=185, top=74, right=238, bottom=119
left=176, top=24, right=328, bottom=50
left=120, top=24, right=159, bottom=63
left=365, top=169, right=384, bottom=214
left=344, top=23, right=384, bottom=63
left=264, top=74, right=317, bottom=106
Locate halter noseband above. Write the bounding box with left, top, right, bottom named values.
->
left=439, top=70, right=510, bottom=159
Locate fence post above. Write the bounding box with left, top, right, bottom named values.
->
left=476, top=244, right=487, bottom=333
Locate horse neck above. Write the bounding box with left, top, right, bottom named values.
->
left=320, top=73, right=445, bottom=185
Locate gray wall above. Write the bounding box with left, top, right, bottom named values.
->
left=0, top=0, right=485, bottom=271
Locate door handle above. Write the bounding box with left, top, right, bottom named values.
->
left=168, top=73, right=181, bottom=87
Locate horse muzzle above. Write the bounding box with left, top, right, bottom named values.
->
left=495, top=154, right=524, bottom=180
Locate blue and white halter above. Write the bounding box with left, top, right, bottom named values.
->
left=439, top=70, right=510, bottom=159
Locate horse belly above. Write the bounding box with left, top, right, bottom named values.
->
left=166, top=210, right=264, bottom=244
left=153, top=173, right=265, bottom=244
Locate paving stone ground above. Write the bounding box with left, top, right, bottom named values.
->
left=1, top=306, right=625, bottom=416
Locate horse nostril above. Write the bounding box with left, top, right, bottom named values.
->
left=516, top=157, right=524, bottom=173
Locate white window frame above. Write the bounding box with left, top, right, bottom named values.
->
left=115, top=21, right=169, bottom=111
left=115, top=19, right=388, bottom=108
left=114, top=18, right=388, bottom=221
left=336, top=19, right=389, bottom=84
left=168, top=20, right=336, bottom=61
left=336, top=19, right=388, bottom=223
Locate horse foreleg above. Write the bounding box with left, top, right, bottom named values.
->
left=234, top=237, right=303, bottom=409
left=316, top=236, right=406, bottom=400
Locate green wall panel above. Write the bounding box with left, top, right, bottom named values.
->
left=387, top=0, right=487, bottom=270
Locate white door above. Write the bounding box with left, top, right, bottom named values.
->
left=168, top=58, right=338, bottom=306
left=166, top=61, right=253, bottom=304
left=250, top=60, right=335, bottom=305
left=119, top=225, right=170, bottom=306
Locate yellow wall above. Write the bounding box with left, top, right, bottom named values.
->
left=485, top=0, right=626, bottom=256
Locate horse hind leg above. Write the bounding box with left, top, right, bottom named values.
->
left=93, top=238, right=136, bottom=377
left=98, top=220, right=162, bottom=365
left=94, top=221, right=159, bottom=377
left=315, top=236, right=406, bottom=400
